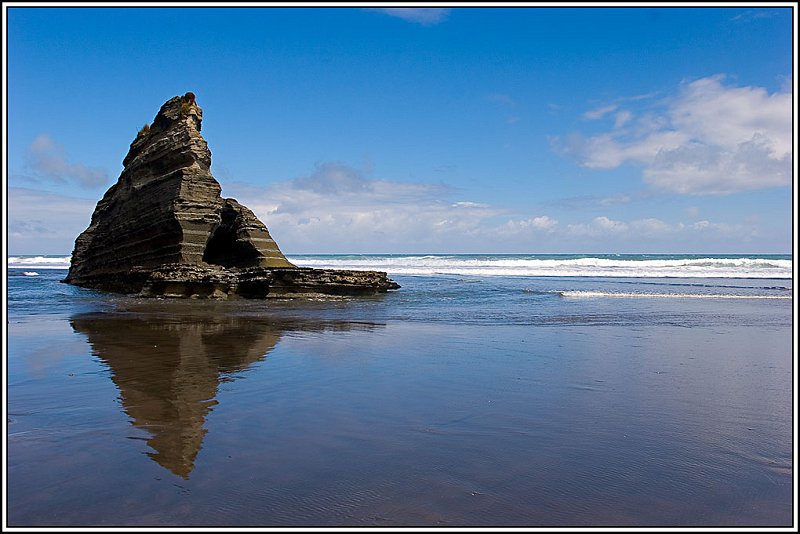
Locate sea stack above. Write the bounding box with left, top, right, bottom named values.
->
left=64, top=93, right=399, bottom=298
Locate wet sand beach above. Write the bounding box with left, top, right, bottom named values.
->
left=6, top=268, right=794, bottom=526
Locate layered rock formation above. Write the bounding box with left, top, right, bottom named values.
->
left=64, top=93, right=399, bottom=297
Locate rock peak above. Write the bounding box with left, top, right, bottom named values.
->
left=123, top=92, right=205, bottom=169
left=154, top=92, right=203, bottom=131
left=67, top=92, right=294, bottom=283
left=63, top=93, right=399, bottom=298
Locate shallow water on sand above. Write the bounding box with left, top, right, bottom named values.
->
left=6, top=270, right=794, bottom=526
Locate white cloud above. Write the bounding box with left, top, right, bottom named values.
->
left=576, top=130, right=690, bottom=169
left=221, top=160, right=775, bottom=252
left=555, top=75, right=792, bottom=195
left=529, top=215, right=558, bottom=230
left=561, top=214, right=764, bottom=247
left=594, top=216, right=628, bottom=232
left=550, top=193, right=637, bottom=210
left=584, top=104, right=618, bottom=120
left=222, top=161, right=574, bottom=252
left=731, top=10, right=778, bottom=22
left=497, top=215, right=559, bottom=236
left=669, top=75, right=790, bottom=158
left=777, top=74, right=792, bottom=93
left=567, top=216, right=671, bottom=237
left=630, top=218, right=671, bottom=234
left=614, top=110, right=633, bottom=129
left=8, top=187, right=96, bottom=254
left=371, top=8, right=450, bottom=25
left=8, top=170, right=772, bottom=254
left=291, top=161, right=371, bottom=194
left=224, top=161, right=505, bottom=252
left=643, top=134, right=789, bottom=195
left=598, top=194, right=633, bottom=207
left=26, top=134, right=109, bottom=188
left=686, top=219, right=749, bottom=237
left=452, top=201, right=489, bottom=209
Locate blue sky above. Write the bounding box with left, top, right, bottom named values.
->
left=5, top=5, right=795, bottom=254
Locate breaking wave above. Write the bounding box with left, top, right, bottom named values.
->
left=7, top=256, right=72, bottom=269
left=559, top=290, right=791, bottom=299
left=288, top=255, right=792, bottom=279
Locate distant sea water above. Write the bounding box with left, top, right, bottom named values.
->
left=6, top=253, right=795, bottom=526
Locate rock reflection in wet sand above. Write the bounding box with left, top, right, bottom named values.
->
left=70, top=305, right=383, bottom=479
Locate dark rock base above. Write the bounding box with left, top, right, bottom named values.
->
left=63, top=264, right=400, bottom=299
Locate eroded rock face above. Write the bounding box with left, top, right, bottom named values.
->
left=202, top=198, right=289, bottom=268
left=64, top=93, right=399, bottom=297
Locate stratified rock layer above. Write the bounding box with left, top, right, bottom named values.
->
left=64, top=93, right=399, bottom=298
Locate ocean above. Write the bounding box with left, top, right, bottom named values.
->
left=5, top=254, right=795, bottom=527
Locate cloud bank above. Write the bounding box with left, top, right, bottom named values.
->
left=224, top=161, right=506, bottom=252
left=219, top=161, right=770, bottom=253
left=554, top=75, right=792, bottom=195
left=8, top=161, right=777, bottom=254
left=371, top=8, right=450, bottom=25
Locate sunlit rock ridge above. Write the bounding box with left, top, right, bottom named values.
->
left=64, top=93, right=399, bottom=298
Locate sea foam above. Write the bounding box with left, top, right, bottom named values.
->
left=559, top=290, right=791, bottom=299
left=7, top=256, right=72, bottom=269
left=288, top=255, right=792, bottom=279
